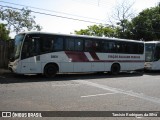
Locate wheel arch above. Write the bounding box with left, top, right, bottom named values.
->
left=111, top=62, right=121, bottom=70
left=43, top=62, right=59, bottom=73
left=110, top=62, right=121, bottom=75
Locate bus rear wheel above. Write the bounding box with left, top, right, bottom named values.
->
left=111, top=63, right=120, bottom=75
left=44, top=64, right=58, bottom=77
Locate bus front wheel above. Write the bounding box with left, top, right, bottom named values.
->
left=111, top=63, right=120, bottom=75
left=44, top=64, right=58, bottom=77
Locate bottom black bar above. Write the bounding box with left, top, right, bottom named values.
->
left=0, top=111, right=160, bottom=117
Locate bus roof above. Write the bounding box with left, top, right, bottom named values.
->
left=145, top=41, right=160, bottom=44
left=18, top=31, right=144, bottom=43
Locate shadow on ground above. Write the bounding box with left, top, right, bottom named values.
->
left=0, top=71, right=149, bottom=84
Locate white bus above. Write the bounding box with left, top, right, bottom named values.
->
left=8, top=32, right=145, bottom=77
left=145, top=41, right=160, bottom=70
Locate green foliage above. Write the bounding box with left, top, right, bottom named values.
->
left=116, top=19, right=134, bottom=39
left=0, top=23, right=10, bottom=40
left=0, top=7, right=42, bottom=34
left=75, top=6, right=160, bottom=41
left=131, top=6, right=160, bottom=41
left=74, top=25, right=116, bottom=37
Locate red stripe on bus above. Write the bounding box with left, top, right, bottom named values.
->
left=91, top=60, right=145, bottom=62
left=89, top=52, right=100, bottom=60
left=65, top=51, right=89, bottom=62
left=65, top=51, right=144, bottom=63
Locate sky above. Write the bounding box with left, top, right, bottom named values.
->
left=0, top=0, right=160, bottom=38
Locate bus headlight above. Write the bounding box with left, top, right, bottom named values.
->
left=144, top=62, right=152, bottom=68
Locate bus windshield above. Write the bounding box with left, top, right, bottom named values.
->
left=13, top=34, right=25, bottom=60
left=145, top=43, right=155, bottom=62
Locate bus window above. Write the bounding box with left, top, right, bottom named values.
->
left=29, top=38, right=40, bottom=56
left=126, top=43, right=133, bottom=54
left=145, top=43, right=155, bottom=62
left=65, top=38, right=74, bottom=51
left=53, top=37, right=63, bottom=51
left=132, top=43, right=144, bottom=54
left=85, top=40, right=102, bottom=52
left=41, top=36, right=54, bottom=53
left=101, top=41, right=109, bottom=52
left=41, top=35, right=64, bottom=52
left=116, top=42, right=123, bottom=53
left=85, top=40, right=93, bottom=51
left=94, top=40, right=101, bottom=52
left=138, top=43, right=144, bottom=54
left=75, top=39, right=83, bottom=51
left=154, top=45, right=160, bottom=61
left=108, top=41, right=116, bottom=53
left=21, top=35, right=40, bottom=59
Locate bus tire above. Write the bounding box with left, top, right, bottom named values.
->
left=44, top=64, right=58, bottom=77
left=111, top=63, right=120, bottom=75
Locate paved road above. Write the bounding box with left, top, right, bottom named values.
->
left=0, top=72, right=160, bottom=119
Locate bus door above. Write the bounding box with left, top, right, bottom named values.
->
left=21, top=35, right=42, bottom=74
left=153, top=44, right=160, bottom=69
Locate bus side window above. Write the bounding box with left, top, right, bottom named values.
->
left=101, top=41, right=109, bottom=52
left=85, top=40, right=93, bottom=51
left=21, top=39, right=29, bottom=59
left=29, top=38, right=40, bottom=56
left=54, top=37, right=63, bottom=51
left=41, top=36, right=54, bottom=53
left=154, top=45, right=160, bottom=61
left=21, top=35, right=40, bottom=59
left=116, top=42, right=121, bottom=53
left=75, top=39, right=83, bottom=51
left=127, top=43, right=135, bottom=54
left=94, top=41, right=101, bottom=52
left=108, top=41, right=116, bottom=53
left=138, top=43, right=144, bottom=54
left=116, top=42, right=126, bottom=54
left=65, top=38, right=75, bottom=51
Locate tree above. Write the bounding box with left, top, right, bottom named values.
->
left=109, top=0, right=135, bottom=38
left=0, top=7, right=42, bottom=34
left=131, top=6, right=160, bottom=41
left=116, top=19, right=134, bottom=39
left=74, top=24, right=116, bottom=37
left=0, top=23, right=10, bottom=40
